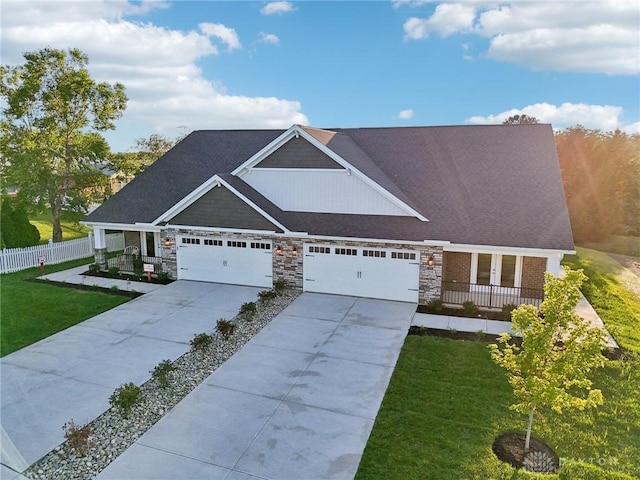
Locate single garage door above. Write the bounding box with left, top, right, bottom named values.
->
left=176, top=236, right=273, bottom=288
left=303, top=244, right=419, bottom=303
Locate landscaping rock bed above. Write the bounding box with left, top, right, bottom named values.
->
left=24, top=288, right=299, bottom=480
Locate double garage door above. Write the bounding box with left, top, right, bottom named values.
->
left=176, top=236, right=420, bottom=303
left=176, top=236, right=272, bottom=288
left=303, top=244, right=420, bottom=303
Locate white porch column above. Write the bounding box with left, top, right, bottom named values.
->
left=93, top=226, right=107, bottom=249
left=546, top=254, right=563, bottom=277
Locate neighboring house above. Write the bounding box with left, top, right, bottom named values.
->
left=83, top=124, right=574, bottom=308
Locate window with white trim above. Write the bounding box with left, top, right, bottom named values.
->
left=227, top=241, right=247, bottom=248
left=362, top=249, right=386, bottom=258
left=335, top=248, right=357, bottom=256
left=182, top=237, right=201, bottom=245
left=309, top=246, right=330, bottom=254
left=204, top=239, right=222, bottom=246
left=250, top=242, right=271, bottom=250
left=391, top=251, right=416, bottom=260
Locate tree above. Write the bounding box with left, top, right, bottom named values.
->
left=0, top=197, right=40, bottom=248
left=0, top=48, right=127, bottom=242
left=110, top=132, right=185, bottom=178
left=489, top=268, right=607, bottom=452
left=502, top=114, right=539, bottom=125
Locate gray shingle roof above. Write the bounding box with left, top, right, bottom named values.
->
left=86, top=124, right=574, bottom=250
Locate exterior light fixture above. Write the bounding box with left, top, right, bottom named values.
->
left=427, top=255, right=435, bottom=267
left=292, top=246, right=298, bottom=255
left=164, top=237, right=172, bottom=247
left=276, top=245, right=283, bottom=255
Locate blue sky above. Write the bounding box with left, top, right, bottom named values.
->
left=2, top=0, right=639, bottom=151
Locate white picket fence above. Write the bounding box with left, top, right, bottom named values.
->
left=0, top=233, right=125, bottom=274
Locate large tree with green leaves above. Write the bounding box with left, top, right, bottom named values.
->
left=489, top=268, right=607, bottom=452
left=0, top=47, right=127, bottom=241
left=110, top=132, right=185, bottom=178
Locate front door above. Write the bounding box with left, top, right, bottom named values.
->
left=472, top=253, right=521, bottom=306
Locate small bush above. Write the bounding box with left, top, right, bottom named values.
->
left=462, top=300, right=479, bottom=316
left=190, top=332, right=213, bottom=351
left=258, top=289, right=278, bottom=303
left=88, top=263, right=101, bottom=274
left=274, top=279, right=287, bottom=292
left=501, top=303, right=518, bottom=321
left=132, top=254, right=144, bottom=276
left=110, top=285, right=119, bottom=292
left=216, top=318, right=235, bottom=339
left=426, top=299, right=444, bottom=313
left=109, top=382, right=143, bottom=418
left=240, top=301, right=257, bottom=319
left=108, top=266, right=120, bottom=276
left=157, top=271, right=170, bottom=282
left=62, top=419, right=93, bottom=456
left=150, top=359, right=175, bottom=388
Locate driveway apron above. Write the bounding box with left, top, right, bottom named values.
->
left=96, top=293, right=416, bottom=480
left=0, top=281, right=262, bottom=475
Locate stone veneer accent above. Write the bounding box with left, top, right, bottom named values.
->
left=94, top=247, right=108, bottom=269
left=159, top=228, right=443, bottom=304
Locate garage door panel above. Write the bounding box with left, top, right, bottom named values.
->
left=303, top=244, right=419, bottom=303
left=176, top=236, right=272, bottom=288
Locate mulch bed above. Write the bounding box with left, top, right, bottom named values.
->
left=27, top=278, right=144, bottom=298
left=416, top=305, right=512, bottom=321
left=493, top=432, right=559, bottom=474
left=83, top=270, right=174, bottom=285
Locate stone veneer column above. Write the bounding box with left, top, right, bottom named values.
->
left=419, top=246, right=443, bottom=304
left=272, top=237, right=304, bottom=289
left=94, top=248, right=108, bottom=269
left=161, top=230, right=178, bottom=279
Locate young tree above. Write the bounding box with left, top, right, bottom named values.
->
left=502, top=114, right=539, bottom=125
left=0, top=48, right=127, bottom=242
left=489, top=268, right=607, bottom=452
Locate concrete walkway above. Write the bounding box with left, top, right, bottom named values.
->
left=1, top=280, right=262, bottom=478
left=96, top=294, right=416, bottom=480
left=41, top=265, right=164, bottom=294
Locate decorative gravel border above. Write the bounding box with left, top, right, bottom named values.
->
left=25, top=289, right=300, bottom=480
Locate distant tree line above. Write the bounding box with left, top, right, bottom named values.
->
left=555, top=127, right=640, bottom=243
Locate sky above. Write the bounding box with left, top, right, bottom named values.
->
left=1, top=0, right=639, bottom=152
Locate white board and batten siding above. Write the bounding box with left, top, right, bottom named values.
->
left=303, top=243, right=420, bottom=303
left=242, top=169, right=409, bottom=216
left=176, top=235, right=272, bottom=288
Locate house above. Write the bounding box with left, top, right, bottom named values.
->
left=83, top=124, right=574, bottom=308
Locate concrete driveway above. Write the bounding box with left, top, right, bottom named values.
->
left=1, top=281, right=262, bottom=477
left=96, top=293, right=416, bottom=480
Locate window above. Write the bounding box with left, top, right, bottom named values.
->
left=309, top=246, right=330, bottom=254
left=250, top=242, right=271, bottom=250
left=391, top=251, right=416, bottom=260
left=227, top=241, right=247, bottom=248
left=204, top=239, right=222, bottom=246
left=500, top=255, right=517, bottom=288
left=363, top=249, right=386, bottom=258
left=181, top=237, right=200, bottom=245
left=335, top=247, right=357, bottom=256
left=477, top=253, right=492, bottom=286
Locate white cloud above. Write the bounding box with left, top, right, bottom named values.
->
left=466, top=102, right=635, bottom=132
left=258, top=32, right=280, bottom=45
left=403, top=0, right=639, bottom=75
left=622, top=122, right=640, bottom=135
left=404, top=3, right=476, bottom=39
left=261, top=1, right=295, bottom=16
left=199, top=23, right=241, bottom=51
left=395, top=109, right=414, bottom=120
left=1, top=1, right=307, bottom=150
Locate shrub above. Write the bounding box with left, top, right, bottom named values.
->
left=110, top=285, right=119, bottom=292
left=216, top=318, right=235, bottom=339
left=0, top=198, right=40, bottom=248
left=190, top=332, right=213, bottom=351
left=109, top=382, right=143, bottom=418
left=157, top=271, right=170, bottom=282
left=108, top=266, right=120, bottom=276
left=501, top=303, right=518, bottom=321
left=274, top=279, right=287, bottom=292
left=239, top=301, right=257, bottom=319
left=426, top=299, right=444, bottom=313
left=258, top=289, right=278, bottom=303
left=62, top=419, right=93, bottom=456
left=132, top=254, right=144, bottom=276
left=150, top=359, right=175, bottom=388
left=462, top=300, right=479, bottom=316
left=88, top=263, right=101, bottom=274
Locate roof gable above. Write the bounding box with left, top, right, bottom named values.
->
left=254, top=136, right=344, bottom=169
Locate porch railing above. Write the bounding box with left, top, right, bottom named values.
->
left=107, top=254, right=163, bottom=274
left=441, top=280, right=544, bottom=309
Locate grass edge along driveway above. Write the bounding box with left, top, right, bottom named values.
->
left=1, top=258, right=130, bottom=356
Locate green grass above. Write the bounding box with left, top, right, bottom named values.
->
left=563, top=247, right=640, bottom=354
left=356, top=337, right=640, bottom=480
left=578, top=235, right=640, bottom=257
left=1, top=258, right=130, bottom=356
left=29, top=210, right=90, bottom=243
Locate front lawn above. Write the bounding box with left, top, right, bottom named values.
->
left=356, top=336, right=639, bottom=479
left=1, top=258, right=130, bottom=356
